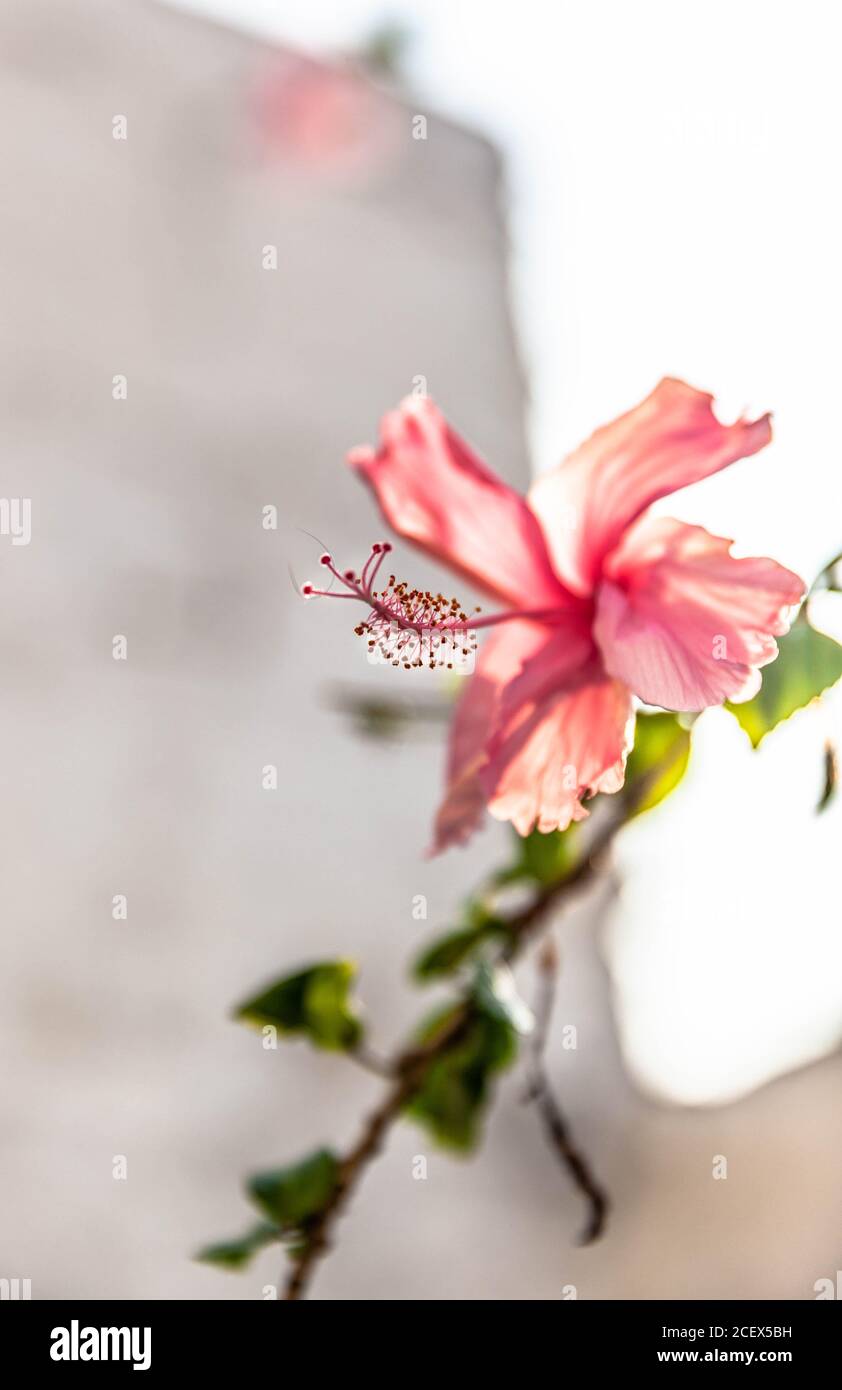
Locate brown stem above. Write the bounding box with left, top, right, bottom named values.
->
left=523, top=936, right=608, bottom=1244
left=525, top=1081, right=609, bottom=1244
left=282, top=1006, right=472, bottom=1299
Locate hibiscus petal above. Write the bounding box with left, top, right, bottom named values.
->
left=431, top=620, right=550, bottom=853
left=593, top=515, right=805, bottom=711
left=349, top=396, right=569, bottom=608
left=494, top=615, right=596, bottom=728
left=528, top=378, right=772, bottom=596
left=482, top=659, right=634, bottom=837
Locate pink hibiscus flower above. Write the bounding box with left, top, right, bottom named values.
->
left=315, top=379, right=804, bottom=850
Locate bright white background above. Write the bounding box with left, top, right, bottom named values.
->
left=170, top=0, right=842, bottom=1104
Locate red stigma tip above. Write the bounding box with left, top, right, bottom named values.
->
left=301, top=582, right=314, bottom=596
left=382, top=542, right=392, bottom=553
left=319, top=553, right=332, bottom=565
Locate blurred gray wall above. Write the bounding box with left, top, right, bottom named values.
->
left=0, top=0, right=838, bottom=1301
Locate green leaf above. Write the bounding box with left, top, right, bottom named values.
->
left=728, top=613, right=842, bottom=747
left=625, top=711, right=692, bottom=816
left=494, top=823, right=580, bottom=887
left=412, top=901, right=509, bottom=981
left=195, top=1221, right=278, bottom=1271
left=235, top=961, right=363, bottom=1050
left=247, top=1149, right=339, bottom=1229
left=345, top=697, right=409, bottom=741
left=405, top=995, right=519, bottom=1151
left=412, top=923, right=490, bottom=980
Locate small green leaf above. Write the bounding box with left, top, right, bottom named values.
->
left=195, top=1221, right=278, bottom=1270
left=235, top=961, right=363, bottom=1050
left=625, top=711, right=691, bottom=816
left=405, top=1001, right=518, bottom=1151
left=494, top=824, right=580, bottom=887
left=412, top=923, right=489, bottom=980
left=346, top=697, right=408, bottom=741
left=728, top=613, right=842, bottom=747
left=412, top=901, right=509, bottom=981
left=247, top=1149, right=339, bottom=1228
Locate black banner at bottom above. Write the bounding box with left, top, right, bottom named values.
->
left=0, top=1298, right=836, bottom=1372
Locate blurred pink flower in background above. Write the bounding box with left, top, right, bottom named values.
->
left=349, top=380, right=805, bottom=848
left=252, top=53, right=398, bottom=179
